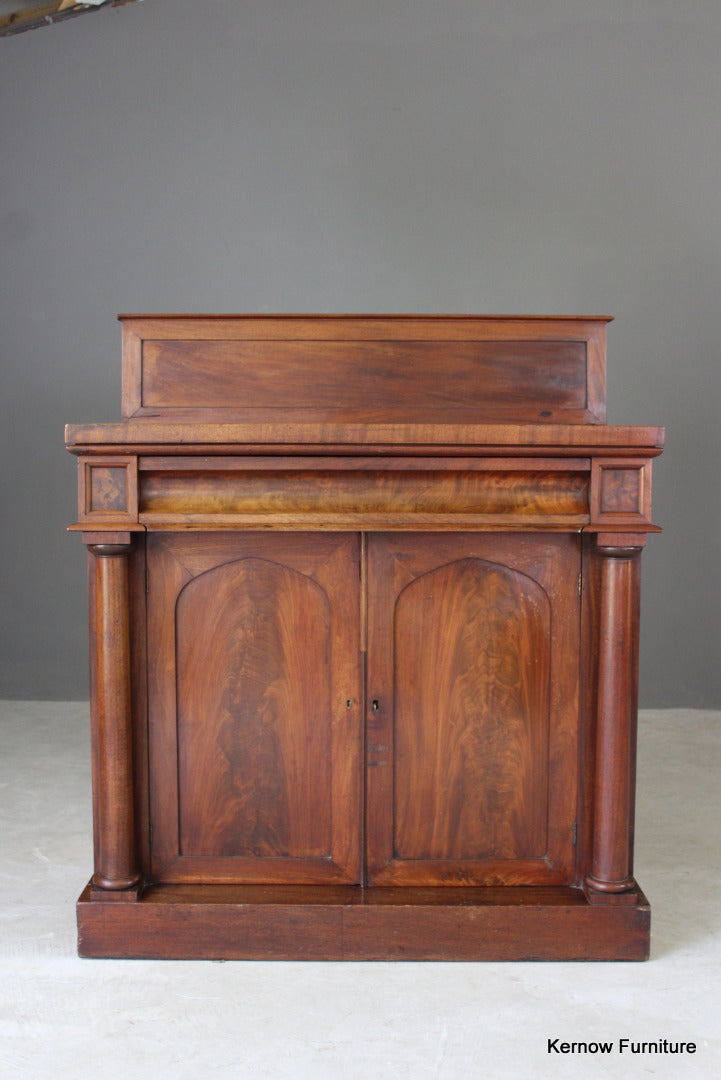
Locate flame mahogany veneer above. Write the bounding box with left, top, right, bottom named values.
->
left=66, top=315, right=663, bottom=960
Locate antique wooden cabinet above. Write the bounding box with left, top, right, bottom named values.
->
left=66, top=315, right=664, bottom=960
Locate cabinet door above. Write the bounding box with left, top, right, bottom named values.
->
left=366, top=533, right=580, bottom=886
left=146, top=532, right=362, bottom=884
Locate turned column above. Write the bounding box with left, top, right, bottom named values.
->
left=586, top=533, right=645, bottom=897
left=86, top=536, right=140, bottom=894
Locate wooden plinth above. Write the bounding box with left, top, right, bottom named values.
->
left=77, top=883, right=650, bottom=961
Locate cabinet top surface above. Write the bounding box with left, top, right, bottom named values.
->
left=65, top=419, right=665, bottom=453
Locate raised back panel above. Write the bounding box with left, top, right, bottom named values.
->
left=120, top=315, right=609, bottom=424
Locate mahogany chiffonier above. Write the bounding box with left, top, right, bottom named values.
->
left=65, top=315, right=664, bottom=960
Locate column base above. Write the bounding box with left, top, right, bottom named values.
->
left=584, top=879, right=642, bottom=906
left=89, top=882, right=142, bottom=903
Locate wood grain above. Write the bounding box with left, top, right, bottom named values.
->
left=119, top=313, right=610, bottom=423
left=77, top=882, right=650, bottom=961
left=586, top=539, right=643, bottom=895
left=366, top=532, right=581, bottom=887
left=138, top=338, right=589, bottom=423
left=138, top=467, right=588, bottom=518
left=146, top=531, right=362, bottom=885
left=176, top=558, right=332, bottom=858
left=86, top=540, right=140, bottom=893
left=590, top=458, right=653, bottom=528
left=76, top=455, right=138, bottom=526
left=393, top=558, right=550, bottom=862
left=66, top=420, right=665, bottom=452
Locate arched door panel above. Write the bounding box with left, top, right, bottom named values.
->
left=366, top=533, right=580, bottom=887
left=146, top=532, right=362, bottom=885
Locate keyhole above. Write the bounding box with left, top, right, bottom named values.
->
left=372, top=700, right=379, bottom=712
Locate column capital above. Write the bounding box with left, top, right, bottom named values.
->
left=595, top=531, right=647, bottom=554
left=87, top=542, right=134, bottom=557
left=76, top=528, right=137, bottom=549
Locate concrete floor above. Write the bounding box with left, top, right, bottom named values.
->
left=1, top=701, right=719, bottom=1079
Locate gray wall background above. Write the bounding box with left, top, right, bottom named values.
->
left=1, top=0, right=719, bottom=705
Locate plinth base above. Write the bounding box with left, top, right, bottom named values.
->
left=77, top=882, right=650, bottom=961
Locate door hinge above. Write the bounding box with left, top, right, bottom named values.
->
left=572, top=821, right=578, bottom=846
left=577, top=571, right=582, bottom=596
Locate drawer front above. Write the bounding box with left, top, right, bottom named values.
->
left=138, top=457, right=590, bottom=530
